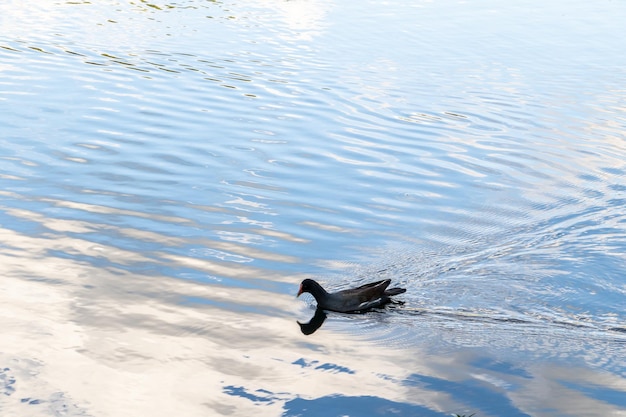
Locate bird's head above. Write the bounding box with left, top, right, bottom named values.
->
left=297, top=278, right=316, bottom=297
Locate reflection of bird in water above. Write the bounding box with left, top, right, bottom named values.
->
left=297, top=308, right=327, bottom=335
left=297, top=278, right=406, bottom=313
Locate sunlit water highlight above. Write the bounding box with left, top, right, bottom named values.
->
left=1, top=1, right=626, bottom=416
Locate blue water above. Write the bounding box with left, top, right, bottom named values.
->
left=1, top=1, right=625, bottom=416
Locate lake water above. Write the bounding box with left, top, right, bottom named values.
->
left=1, top=1, right=625, bottom=416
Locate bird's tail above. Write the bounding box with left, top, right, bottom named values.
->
left=385, top=287, right=406, bottom=296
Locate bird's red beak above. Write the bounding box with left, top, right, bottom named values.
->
left=297, top=284, right=303, bottom=297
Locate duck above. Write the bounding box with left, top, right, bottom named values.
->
left=297, top=278, right=406, bottom=313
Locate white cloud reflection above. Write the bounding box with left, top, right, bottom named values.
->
left=1, top=201, right=625, bottom=416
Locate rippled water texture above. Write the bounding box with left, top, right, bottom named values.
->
left=1, top=1, right=626, bottom=416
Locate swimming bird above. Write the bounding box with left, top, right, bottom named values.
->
left=297, top=278, right=406, bottom=313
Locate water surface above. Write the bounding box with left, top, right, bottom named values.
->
left=1, top=1, right=626, bottom=416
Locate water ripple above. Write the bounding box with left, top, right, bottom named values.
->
left=2, top=1, right=626, bottom=415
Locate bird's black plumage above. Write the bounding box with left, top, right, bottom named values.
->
left=297, top=278, right=406, bottom=313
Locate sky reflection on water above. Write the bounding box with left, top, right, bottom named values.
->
left=1, top=0, right=626, bottom=416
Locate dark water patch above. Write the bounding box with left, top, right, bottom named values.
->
left=223, top=385, right=278, bottom=404
left=405, top=374, right=532, bottom=417
left=470, top=357, right=533, bottom=380
left=283, top=394, right=447, bottom=417
left=560, top=381, right=626, bottom=408
left=292, top=358, right=355, bottom=375
left=0, top=367, right=16, bottom=396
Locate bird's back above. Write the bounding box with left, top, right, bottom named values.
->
left=322, top=279, right=392, bottom=312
